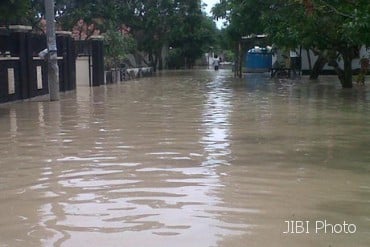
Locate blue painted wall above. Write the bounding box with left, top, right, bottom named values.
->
left=245, top=52, right=272, bottom=70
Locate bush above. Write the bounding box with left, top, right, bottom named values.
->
left=104, top=29, right=136, bottom=70
left=166, top=48, right=184, bottom=69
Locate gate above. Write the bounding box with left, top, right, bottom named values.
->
left=74, top=37, right=104, bottom=87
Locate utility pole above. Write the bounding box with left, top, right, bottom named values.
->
left=44, top=0, right=59, bottom=101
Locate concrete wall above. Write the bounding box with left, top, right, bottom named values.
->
left=271, top=46, right=368, bottom=73
left=301, top=47, right=368, bottom=71
left=76, top=56, right=90, bottom=86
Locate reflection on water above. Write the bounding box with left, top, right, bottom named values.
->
left=0, top=70, right=369, bottom=247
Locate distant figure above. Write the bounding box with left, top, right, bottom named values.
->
left=213, top=55, right=220, bottom=71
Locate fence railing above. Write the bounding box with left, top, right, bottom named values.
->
left=0, top=27, right=76, bottom=103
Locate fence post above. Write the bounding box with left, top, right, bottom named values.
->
left=9, top=26, right=32, bottom=100
left=90, top=35, right=104, bottom=87
left=67, top=34, right=76, bottom=90
left=56, top=31, right=73, bottom=92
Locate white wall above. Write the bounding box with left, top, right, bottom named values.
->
left=300, top=46, right=368, bottom=71
left=76, top=56, right=90, bottom=86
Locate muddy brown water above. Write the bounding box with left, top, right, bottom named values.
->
left=0, top=70, right=369, bottom=247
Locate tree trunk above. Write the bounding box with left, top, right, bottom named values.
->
left=306, top=49, right=312, bottom=71
left=149, top=52, right=157, bottom=72
left=329, top=59, right=345, bottom=86
left=157, top=50, right=163, bottom=71
left=341, top=52, right=353, bottom=88
left=329, top=50, right=354, bottom=88
left=309, top=54, right=327, bottom=80
left=238, top=42, right=242, bottom=78
left=153, top=52, right=159, bottom=71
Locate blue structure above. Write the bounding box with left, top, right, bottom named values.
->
left=245, top=49, right=272, bottom=72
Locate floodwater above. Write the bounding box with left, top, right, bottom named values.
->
left=0, top=70, right=369, bottom=247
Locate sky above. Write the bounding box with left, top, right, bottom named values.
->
left=202, top=0, right=218, bottom=14
left=202, top=0, right=225, bottom=29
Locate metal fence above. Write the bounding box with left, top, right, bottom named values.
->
left=0, top=28, right=76, bottom=103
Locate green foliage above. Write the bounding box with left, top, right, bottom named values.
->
left=213, top=0, right=370, bottom=52
left=0, top=0, right=220, bottom=70
left=222, top=49, right=235, bottom=61
left=213, top=0, right=370, bottom=87
left=55, top=0, right=219, bottom=70
left=212, top=0, right=270, bottom=47
left=170, top=11, right=218, bottom=68
left=0, top=0, right=30, bottom=25
left=103, top=29, right=137, bottom=69
left=263, top=0, right=370, bottom=87
left=264, top=0, right=370, bottom=49
left=167, top=48, right=183, bottom=69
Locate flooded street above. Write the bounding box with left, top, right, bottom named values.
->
left=0, top=70, right=369, bottom=246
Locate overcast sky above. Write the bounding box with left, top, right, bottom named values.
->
left=202, top=0, right=218, bottom=14
left=202, top=0, right=225, bottom=28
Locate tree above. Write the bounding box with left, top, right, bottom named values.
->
left=0, top=0, right=219, bottom=71
left=103, top=27, right=136, bottom=69
left=126, top=0, right=175, bottom=70
left=214, top=0, right=370, bottom=88
left=169, top=1, right=217, bottom=68
left=264, top=0, right=370, bottom=88
left=212, top=0, right=270, bottom=77
left=54, top=0, right=216, bottom=70
left=213, top=0, right=269, bottom=45
left=0, top=0, right=30, bottom=26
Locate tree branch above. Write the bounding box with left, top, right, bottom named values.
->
left=318, top=0, right=354, bottom=19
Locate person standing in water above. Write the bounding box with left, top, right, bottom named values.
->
left=213, top=55, right=220, bottom=71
